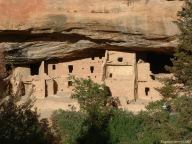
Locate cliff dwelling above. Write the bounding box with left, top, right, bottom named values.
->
left=11, top=50, right=172, bottom=109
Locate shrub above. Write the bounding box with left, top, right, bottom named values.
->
left=146, top=99, right=165, bottom=111
left=71, top=77, right=115, bottom=144
left=53, top=97, right=192, bottom=144
left=0, top=48, right=59, bottom=144
left=107, top=110, right=144, bottom=144
left=71, top=77, right=111, bottom=113
left=0, top=98, right=59, bottom=144
left=138, top=96, right=192, bottom=143
left=52, top=110, right=86, bottom=144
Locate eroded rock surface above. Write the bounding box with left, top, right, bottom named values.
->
left=0, top=0, right=183, bottom=64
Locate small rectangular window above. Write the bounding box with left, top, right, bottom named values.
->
left=52, top=65, right=56, bottom=70
left=109, top=73, right=112, bottom=78
left=68, top=65, right=73, bottom=73
left=90, top=66, right=94, bottom=73
left=145, top=87, right=150, bottom=96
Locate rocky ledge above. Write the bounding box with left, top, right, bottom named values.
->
left=0, top=0, right=183, bottom=64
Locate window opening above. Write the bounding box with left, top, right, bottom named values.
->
left=145, top=87, right=150, bottom=96
left=30, top=63, right=40, bottom=75
left=52, top=65, right=56, bottom=70
left=45, top=81, right=48, bottom=98
left=117, top=57, right=123, bottom=62
left=68, top=65, right=73, bottom=73
left=68, top=81, right=73, bottom=87
left=53, top=80, right=58, bottom=95
left=44, top=62, right=48, bottom=75
left=90, top=66, right=94, bottom=73
left=150, top=75, right=155, bottom=80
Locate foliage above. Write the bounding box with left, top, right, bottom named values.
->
left=52, top=110, right=113, bottom=144
left=0, top=97, right=60, bottom=144
left=53, top=1, right=192, bottom=143
left=157, top=78, right=179, bottom=99
left=53, top=96, right=192, bottom=144
left=52, top=109, right=141, bottom=144
left=52, top=110, right=86, bottom=144
left=157, top=0, right=192, bottom=99
left=170, top=96, right=192, bottom=130
left=139, top=1, right=192, bottom=142
left=0, top=48, right=59, bottom=144
left=76, top=110, right=112, bottom=144
left=71, top=77, right=114, bottom=144
left=52, top=78, right=121, bottom=144
left=109, top=100, right=192, bottom=144
left=71, top=77, right=111, bottom=113
left=138, top=96, right=192, bottom=143
left=169, top=0, right=192, bottom=93
left=145, top=99, right=165, bottom=111
left=107, top=110, right=144, bottom=144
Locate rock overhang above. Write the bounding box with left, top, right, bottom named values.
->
left=0, top=0, right=183, bottom=64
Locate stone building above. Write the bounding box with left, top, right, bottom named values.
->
left=104, top=51, right=137, bottom=106
left=11, top=50, right=170, bottom=109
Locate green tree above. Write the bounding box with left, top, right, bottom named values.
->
left=140, top=3, right=192, bottom=141
left=52, top=110, right=86, bottom=144
left=0, top=98, right=60, bottom=144
left=138, top=96, right=192, bottom=143
left=0, top=49, right=60, bottom=144
left=158, top=0, right=192, bottom=99
left=170, top=0, right=192, bottom=93
left=71, top=77, right=111, bottom=113
left=71, top=78, right=114, bottom=144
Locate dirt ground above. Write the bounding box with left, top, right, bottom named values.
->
left=33, top=96, right=79, bottom=118
left=32, top=96, right=151, bottom=119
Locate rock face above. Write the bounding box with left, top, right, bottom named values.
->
left=0, top=0, right=183, bottom=64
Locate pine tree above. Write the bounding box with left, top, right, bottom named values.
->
left=170, top=0, right=192, bottom=94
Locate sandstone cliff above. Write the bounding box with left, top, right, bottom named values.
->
left=0, top=0, right=183, bottom=64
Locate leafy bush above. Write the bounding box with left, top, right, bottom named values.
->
left=137, top=96, right=192, bottom=144
left=52, top=109, right=141, bottom=144
left=0, top=47, right=59, bottom=144
left=70, top=78, right=113, bottom=144
left=107, top=110, right=144, bottom=144
left=71, top=77, right=111, bottom=113
left=52, top=110, right=86, bottom=144
left=53, top=96, right=192, bottom=144
left=146, top=99, right=165, bottom=111
left=0, top=98, right=59, bottom=144
left=143, top=1, right=192, bottom=142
